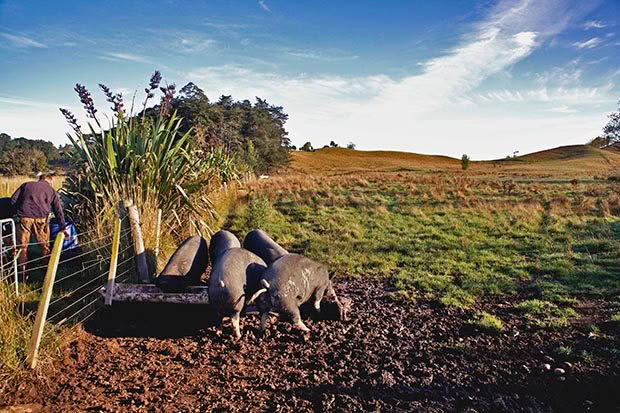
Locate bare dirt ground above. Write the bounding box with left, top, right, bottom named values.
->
left=2, top=279, right=619, bottom=412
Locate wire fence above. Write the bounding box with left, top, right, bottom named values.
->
left=2, top=214, right=141, bottom=333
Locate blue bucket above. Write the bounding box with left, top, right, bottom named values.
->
left=50, top=218, right=78, bottom=250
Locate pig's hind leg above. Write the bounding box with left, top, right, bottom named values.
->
left=231, top=311, right=242, bottom=339
left=328, top=281, right=346, bottom=321
left=313, top=285, right=327, bottom=312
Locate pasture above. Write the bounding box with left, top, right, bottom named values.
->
left=2, top=146, right=620, bottom=411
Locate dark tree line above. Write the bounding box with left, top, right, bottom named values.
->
left=144, top=82, right=292, bottom=173
left=0, top=133, right=69, bottom=175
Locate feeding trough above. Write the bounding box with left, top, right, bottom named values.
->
left=101, top=234, right=211, bottom=305
left=100, top=283, right=210, bottom=305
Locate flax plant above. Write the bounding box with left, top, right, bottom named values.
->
left=59, top=71, right=236, bottom=233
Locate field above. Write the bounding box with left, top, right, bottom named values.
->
left=2, top=145, right=620, bottom=411
left=0, top=175, right=64, bottom=198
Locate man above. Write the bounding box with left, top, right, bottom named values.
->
left=10, top=174, right=69, bottom=281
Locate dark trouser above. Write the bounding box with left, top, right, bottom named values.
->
left=16, top=217, right=50, bottom=282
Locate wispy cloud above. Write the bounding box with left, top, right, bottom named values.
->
left=573, top=37, right=602, bottom=49
left=99, top=52, right=152, bottom=63
left=287, top=50, right=359, bottom=61
left=0, top=33, right=46, bottom=48
left=204, top=22, right=249, bottom=30
left=175, top=37, right=216, bottom=53
left=258, top=0, right=270, bottom=12
left=0, top=95, right=59, bottom=108
left=545, top=105, right=577, bottom=114
left=584, top=20, right=607, bottom=30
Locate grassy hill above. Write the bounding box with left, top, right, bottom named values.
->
left=290, top=147, right=459, bottom=174
left=290, top=145, right=620, bottom=176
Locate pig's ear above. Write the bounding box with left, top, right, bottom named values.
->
left=261, top=279, right=270, bottom=289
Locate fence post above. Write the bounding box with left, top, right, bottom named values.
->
left=127, top=204, right=150, bottom=283
left=155, top=209, right=162, bottom=258
left=26, top=231, right=65, bottom=369
left=105, top=218, right=121, bottom=305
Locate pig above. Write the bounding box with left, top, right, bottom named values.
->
left=247, top=254, right=345, bottom=332
left=208, top=248, right=267, bottom=338
left=243, top=229, right=288, bottom=265
left=156, top=236, right=209, bottom=292
left=209, top=230, right=241, bottom=264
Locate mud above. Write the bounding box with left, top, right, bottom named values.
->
left=2, top=279, right=619, bottom=412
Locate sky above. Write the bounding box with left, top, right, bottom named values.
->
left=0, top=0, right=619, bottom=159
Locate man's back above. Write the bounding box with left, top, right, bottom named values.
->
left=12, top=181, right=59, bottom=219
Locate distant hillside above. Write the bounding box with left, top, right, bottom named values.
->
left=290, top=147, right=459, bottom=173
left=514, top=145, right=617, bottom=162
left=290, top=145, right=620, bottom=176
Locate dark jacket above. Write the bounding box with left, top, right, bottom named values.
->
left=10, top=181, right=66, bottom=229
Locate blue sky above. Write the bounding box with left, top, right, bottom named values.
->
left=0, top=0, right=619, bottom=159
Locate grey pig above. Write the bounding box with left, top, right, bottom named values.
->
left=156, top=236, right=209, bottom=292
left=243, top=229, right=287, bottom=265
left=248, top=254, right=345, bottom=332
left=208, top=248, right=266, bottom=338
left=209, top=230, right=241, bottom=264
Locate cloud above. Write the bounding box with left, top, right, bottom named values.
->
left=258, top=1, right=270, bottom=12
left=99, top=52, right=152, bottom=63
left=0, top=95, right=59, bottom=108
left=545, top=105, right=577, bottom=113
left=175, top=37, right=216, bottom=53
left=0, top=33, right=45, bottom=48
left=203, top=22, right=249, bottom=30
left=584, top=20, right=607, bottom=30
left=573, top=37, right=602, bottom=49
left=287, top=50, right=359, bottom=61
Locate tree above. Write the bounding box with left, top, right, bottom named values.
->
left=461, top=154, right=470, bottom=170
left=301, top=142, right=313, bottom=152
left=0, top=147, right=46, bottom=175
left=603, top=100, right=620, bottom=143
left=0, top=133, right=60, bottom=174
left=142, top=83, right=292, bottom=173
left=347, top=142, right=356, bottom=149
left=329, top=140, right=338, bottom=148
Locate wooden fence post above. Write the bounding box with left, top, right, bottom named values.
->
left=127, top=204, right=150, bottom=283
left=26, top=231, right=65, bottom=369
left=155, top=209, right=162, bottom=258
left=105, top=218, right=121, bottom=305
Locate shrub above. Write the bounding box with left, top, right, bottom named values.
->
left=246, top=195, right=272, bottom=229
left=461, top=154, right=470, bottom=170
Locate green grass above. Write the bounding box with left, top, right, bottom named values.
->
left=516, top=299, right=579, bottom=328
left=231, top=172, right=620, bottom=314
left=474, top=312, right=504, bottom=332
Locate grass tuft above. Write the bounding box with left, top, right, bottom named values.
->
left=474, top=312, right=504, bottom=332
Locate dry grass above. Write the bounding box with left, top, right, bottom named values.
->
left=0, top=176, right=65, bottom=198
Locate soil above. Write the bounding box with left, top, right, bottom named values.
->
left=2, top=279, right=619, bottom=412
